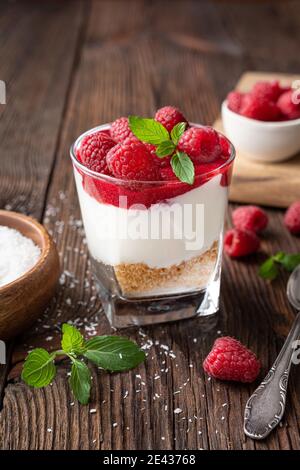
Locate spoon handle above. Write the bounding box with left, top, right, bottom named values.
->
left=244, top=312, right=300, bottom=440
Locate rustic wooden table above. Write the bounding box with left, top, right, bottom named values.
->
left=1, top=0, right=300, bottom=451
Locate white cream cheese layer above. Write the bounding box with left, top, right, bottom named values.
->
left=74, top=169, right=227, bottom=268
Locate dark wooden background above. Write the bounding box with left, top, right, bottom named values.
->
left=0, top=0, right=300, bottom=450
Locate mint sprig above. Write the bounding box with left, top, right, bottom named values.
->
left=128, top=115, right=194, bottom=184
left=21, top=349, right=56, bottom=388
left=21, top=324, right=145, bottom=404
left=61, top=323, right=85, bottom=354
left=128, top=116, right=169, bottom=144
left=259, top=252, right=300, bottom=280
left=84, top=336, right=146, bottom=371
left=171, top=122, right=186, bottom=145
left=70, top=360, right=91, bottom=405
left=156, top=140, right=175, bottom=158
left=171, top=151, right=195, bottom=185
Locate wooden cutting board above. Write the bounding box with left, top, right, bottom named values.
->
left=214, top=71, right=300, bottom=208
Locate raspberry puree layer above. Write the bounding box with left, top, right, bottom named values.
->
left=79, top=157, right=232, bottom=209
left=74, top=169, right=227, bottom=269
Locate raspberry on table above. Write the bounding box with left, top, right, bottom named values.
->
left=224, top=228, right=260, bottom=258
left=155, top=106, right=188, bottom=133
left=227, top=91, right=244, bottom=113
left=77, top=130, right=116, bottom=174
left=110, top=117, right=135, bottom=143
left=106, top=139, right=160, bottom=181
left=284, top=201, right=300, bottom=234
left=203, top=336, right=261, bottom=383
left=240, top=93, right=281, bottom=121
left=277, top=90, right=300, bottom=120
left=178, top=126, right=222, bottom=163
left=232, top=205, right=268, bottom=233
left=251, top=80, right=283, bottom=102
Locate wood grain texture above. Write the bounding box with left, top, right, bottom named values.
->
left=215, top=72, right=300, bottom=208
left=1, top=0, right=300, bottom=450
left=0, top=0, right=85, bottom=401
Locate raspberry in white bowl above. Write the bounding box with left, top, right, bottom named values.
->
left=70, top=107, right=235, bottom=327
left=222, top=80, right=300, bottom=162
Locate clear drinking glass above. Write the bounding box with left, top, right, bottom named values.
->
left=70, top=124, right=235, bottom=328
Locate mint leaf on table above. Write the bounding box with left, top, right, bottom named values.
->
left=22, top=349, right=56, bottom=388
left=21, top=323, right=145, bottom=405
left=155, top=140, right=175, bottom=158
left=69, top=360, right=91, bottom=405
left=61, top=323, right=85, bottom=354
left=276, top=253, right=300, bottom=272
left=171, top=151, right=195, bottom=185
left=170, top=122, right=186, bottom=145
left=259, top=252, right=300, bottom=280
left=84, top=336, right=146, bottom=372
left=259, top=257, right=279, bottom=280
left=128, top=116, right=169, bottom=144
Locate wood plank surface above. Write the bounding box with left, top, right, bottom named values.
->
left=0, top=0, right=85, bottom=403
left=1, top=0, right=300, bottom=450
left=214, top=72, right=300, bottom=208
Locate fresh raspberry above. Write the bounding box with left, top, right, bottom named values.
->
left=232, top=205, right=268, bottom=233
left=284, top=201, right=300, bottom=234
left=277, top=90, right=300, bottom=120
left=77, top=131, right=116, bottom=174
left=155, top=106, right=188, bottom=133
left=251, top=80, right=282, bottom=102
left=106, top=139, right=160, bottom=181
left=160, top=166, right=175, bottom=181
left=227, top=91, right=244, bottom=113
left=224, top=228, right=260, bottom=258
left=110, top=117, right=135, bottom=143
left=240, top=93, right=281, bottom=121
left=219, top=134, right=231, bottom=158
left=178, top=127, right=222, bottom=163
left=203, top=337, right=261, bottom=383
left=143, top=143, right=170, bottom=168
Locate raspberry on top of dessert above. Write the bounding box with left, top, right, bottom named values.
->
left=227, top=80, right=300, bottom=122
left=74, top=106, right=234, bottom=208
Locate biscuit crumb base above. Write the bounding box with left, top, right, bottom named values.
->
left=114, top=242, right=218, bottom=297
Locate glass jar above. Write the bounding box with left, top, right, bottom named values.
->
left=70, top=124, right=235, bottom=328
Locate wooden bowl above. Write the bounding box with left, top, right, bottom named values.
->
left=0, top=210, right=60, bottom=341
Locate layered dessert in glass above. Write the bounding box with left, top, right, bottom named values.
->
left=70, top=107, right=235, bottom=327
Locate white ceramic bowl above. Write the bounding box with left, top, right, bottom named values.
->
left=222, top=100, right=300, bottom=163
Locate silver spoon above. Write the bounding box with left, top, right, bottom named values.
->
left=244, top=264, right=300, bottom=440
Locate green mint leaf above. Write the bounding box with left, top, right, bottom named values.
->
left=84, top=336, right=146, bottom=372
left=259, top=257, right=279, bottom=280
left=171, top=151, right=195, bottom=185
left=259, top=252, right=300, bottom=281
left=69, top=360, right=91, bottom=405
left=21, top=348, right=56, bottom=388
left=170, top=122, right=186, bottom=145
left=156, top=140, right=175, bottom=158
left=272, top=252, right=286, bottom=263
left=128, top=115, right=169, bottom=145
left=61, top=323, right=85, bottom=354
left=275, top=253, right=300, bottom=272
